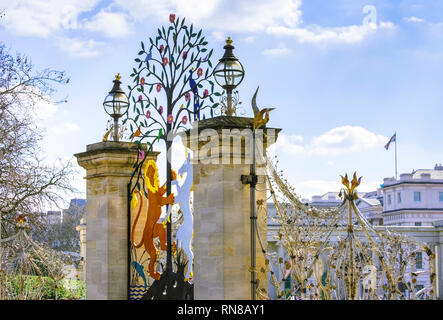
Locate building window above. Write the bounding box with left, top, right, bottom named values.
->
left=414, top=192, right=421, bottom=202
left=397, top=192, right=401, bottom=203
left=416, top=252, right=423, bottom=269
left=387, top=194, right=392, bottom=205
left=415, top=222, right=422, bottom=226
left=439, top=192, right=443, bottom=202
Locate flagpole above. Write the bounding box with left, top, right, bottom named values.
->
left=395, top=132, right=398, bottom=180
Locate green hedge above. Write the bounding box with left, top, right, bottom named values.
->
left=3, top=275, right=86, bottom=300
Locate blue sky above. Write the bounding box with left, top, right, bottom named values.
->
left=1, top=0, right=442, bottom=203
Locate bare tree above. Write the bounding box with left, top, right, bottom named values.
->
left=0, top=42, right=73, bottom=238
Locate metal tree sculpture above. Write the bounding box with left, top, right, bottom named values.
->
left=262, top=157, right=437, bottom=300
left=125, top=14, right=221, bottom=299
left=0, top=214, right=73, bottom=300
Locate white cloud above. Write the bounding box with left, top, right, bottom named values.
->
left=267, top=21, right=395, bottom=44
left=212, top=31, right=226, bottom=41
left=403, top=16, right=425, bottom=23
left=0, top=0, right=100, bottom=37
left=309, top=126, right=387, bottom=156
left=50, top=122, right=81, bottom=135
left=34, top=98, right=58, bottom=120
left=1, top=0, right=396, bottom=47
left=293, top=179, right=342, bottom=199
left=379, top=21, right=396, bottom=29
left=114, top=0, right=303, bottom=33
left=269, top=126, right=387, bottom=157
left=113, top=0, right=394, bottom=45
left=84, top=10, right=134, bottom=38
left=57, top=37, right=104, bottom=58
left=244, top=36, right=256, bottom=44
left=268, top=133, right=304, bottom=157
left=11, top=85, right=58, bottom=120
left=262, top=46, right=291, bottom=56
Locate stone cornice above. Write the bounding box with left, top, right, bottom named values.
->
left=383, top=208, right=443, bottom=214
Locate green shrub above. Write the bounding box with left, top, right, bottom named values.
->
left=1, top=274, right=85, bottom=300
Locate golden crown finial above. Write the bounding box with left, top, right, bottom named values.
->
left=115, top=73, right=121, bottom=81
left=226, top=37, right=232, bottom=45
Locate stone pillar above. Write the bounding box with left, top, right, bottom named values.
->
left=74, top=141, right=157, bottom=300
left=76, top=218, right=86, bottom=281
left=181, top=116, right=280, bottom=300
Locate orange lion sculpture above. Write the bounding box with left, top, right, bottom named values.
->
left=131, top=160, right=176, bottom=280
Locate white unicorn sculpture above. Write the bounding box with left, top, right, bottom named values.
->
left=170, top=153, right=194, bottom=280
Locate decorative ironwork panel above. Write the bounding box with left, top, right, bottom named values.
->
left=125, top=13, right=221, bottom=300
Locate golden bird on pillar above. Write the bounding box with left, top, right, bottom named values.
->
left=251, top=86, right=275, bottom=129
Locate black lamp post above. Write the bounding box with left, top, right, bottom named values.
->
left=214, top=37, right=245, bottom=116
left=103, top=73, right=129, bottom=141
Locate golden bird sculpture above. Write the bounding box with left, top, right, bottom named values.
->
left=251, top=86, right=275, bottom=129
left=103, top=125, right=113, bottom=142
left=130, top=125, right=141, bottom=143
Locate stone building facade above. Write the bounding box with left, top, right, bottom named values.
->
left=382, top=164, right=443, bottom=226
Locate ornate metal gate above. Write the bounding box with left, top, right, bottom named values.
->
left=124, top=14, right=221, bottom=300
